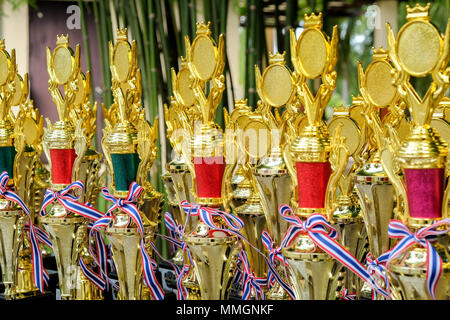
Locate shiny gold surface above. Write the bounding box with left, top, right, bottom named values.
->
left=184, top=231, right=241, bottom=300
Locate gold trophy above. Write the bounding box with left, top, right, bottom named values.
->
left=176, top=22, right=241, bottom=300
left=325, top=104, right=368, bottom=299
left=281, top=13, right=342, bottom=300
left=223, top=98, right=271, bottom=289
left=165, top=62, right=202, bottom=299
left=378, top=3, right=449, bottom=300
left=355, top=48, right=407, bottom=262
left=251, top=52, right=299, bottom=299
left=0, top=40, right=46, bottom=299
left=102, top=29, right=161, bottom=300
left=40, top=34, right=101, bottom=300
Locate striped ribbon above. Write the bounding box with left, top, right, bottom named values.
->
left=181, top=200, right=244, bottom=231
left=340, top=288, right=356, bottom=300
left=181, top=201, right=295, bottom=300
left=261, top=230, right=287, bottom=289
left=279, top=204, right=390, bottom=299
left=0, top=171, right=51, bottom=292
left=39, top=181, right=104, bottom=221
left=386, top=219, right=450, bottom=300
left=162, top=211, right=194, bottom=300
left=366, top=251, right=391, bottom=300
left=98, top=182, right=164, bottom=300
left=238, top=250, right=267, bottom=300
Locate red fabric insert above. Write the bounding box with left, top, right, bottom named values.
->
left=50, top=148, right=77, bottom=185
left=404, top=168, right=445, bottom=219
left=296, top=162, right=331, bottom=209
left=194, top=157, right=226, bottom=199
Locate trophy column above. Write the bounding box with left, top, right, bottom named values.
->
left=102, top=29, right=161, bottom=300
left=281, top=13, right=340, bottom=300
left=39, top=35, right=101, bottom=300
left=381, top=3, right=450, bottom=300
left=177, top=23, right=241, bottom=300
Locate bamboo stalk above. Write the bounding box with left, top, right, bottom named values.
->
left=247, top=0, right=257, bottom=108
left=78, top=1, right=94, bottom=107
left=155, top=0, right=173, bottom=102
left=93, top=1, right=111, bottom=108
left=180, top=0, right=190, bottom=53
left=188, top=0, right=197, bottom=37
left=284, top=0, right=297, bottom=70
left=99, top=0, right=113, bottom=107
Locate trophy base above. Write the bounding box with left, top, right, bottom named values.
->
left=185, top=234, right=241, bottom=300
left=283, top=235, right=340, bottom=300
left=388, top=245, right=449, bottom=300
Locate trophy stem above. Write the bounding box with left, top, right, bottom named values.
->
left=40, top=214, right=85, bottom=299
left=355, top=174, right=394, bottom=257
left=0, top=210, right=20, bottom=299
left=185, top=234, right=241, bottom=300
left=106, top=227, right=144, bottom=300
left=283, top=235, right=341, bottom=300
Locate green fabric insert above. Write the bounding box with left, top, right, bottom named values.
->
left=111, top=153, right=140, bottom=191
left=0, top=146, right=16, bottom=178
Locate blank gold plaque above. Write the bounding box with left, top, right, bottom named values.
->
left=177, top=67, right=195, bottom=107
left=10, top=74, right=23, bottom=106
left=191, top=36, right=216, bottom=81
left=365, top=60, right=397, bottom=108
left=113, top=41, right=131, bottom=82
left=328, top=117, right=360, bottom=155
left=262, top=64, right=293, bottom=107
left=23, top=117, right=38, bottom=146
left=52, top=46, right=73, bottom=84
left=242, top=120, right=271, bottom=159
left=397, top=21, right=441, bottom=76
left=297, top=28, right=327, bottom=78
left=0, top=51, right=9, bottom=86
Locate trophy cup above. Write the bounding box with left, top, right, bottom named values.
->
left=379, top=3, right=449, bottom=300
left=281, top=13, right=341, bottom=300
left=177, top=22, right=241, bottom=300
left=102, top=29, right=161, bottom=300
left=40, top=34, right=102, bottom=300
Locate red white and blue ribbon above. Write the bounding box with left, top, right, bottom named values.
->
left=386, top=219, right=450, bottom=300
left=181, top=200, right=244, bottom=231
left=261, top=230, right=287, bottom=289
left=340, top=288, right=356, bottom=300
left=181, top=200, right=295, bottom=300
left=39, top=181, right=104, bottom=221
left=98, top=182, right=164, bottom=300
left=0, top=171, right=51, bottom=292
left=279, top=204, right=390, bottom=299
left=161, top=211, right=195, bottom=300
left=238, top=250, right=267, bottom=300
left=366, top=251, right=391, bottom=300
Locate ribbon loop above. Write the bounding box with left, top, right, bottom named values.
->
left=99, top=182, right=164, bottom=300
left=279, top=203, right=390, bottom=299
left=386, top=219, right=450, bottom=300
